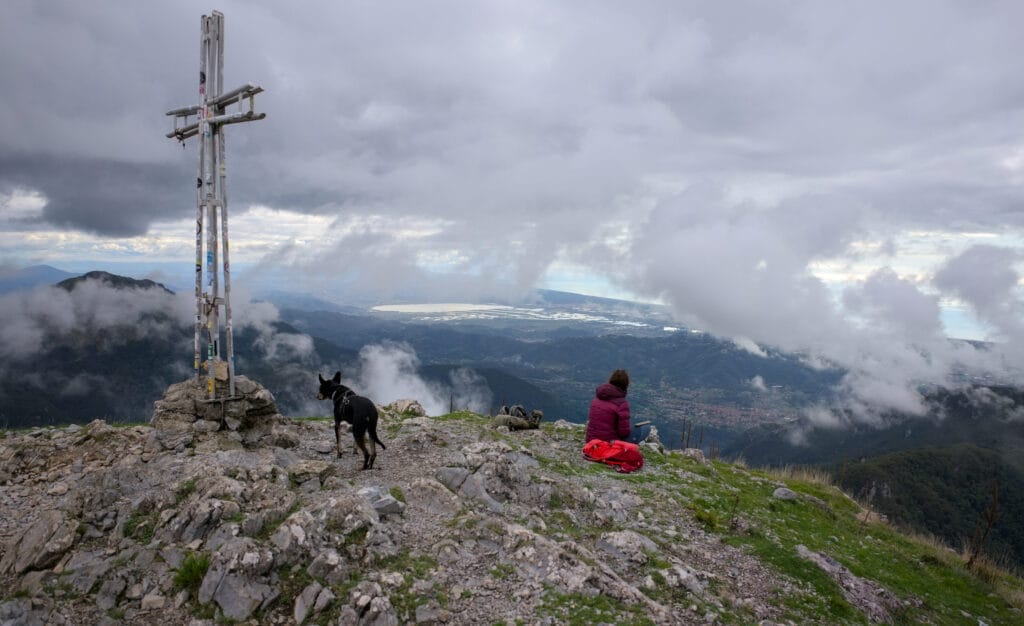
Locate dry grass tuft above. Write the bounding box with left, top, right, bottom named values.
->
left=765, top=464, right=834, bottom=487
left=905, top=530, right=958, bottom=563
left=951, top=548, right=1024, bottom=610
left=1000, top=583, right=1024, bottom=612
left=960, top=549, right=1006, bottom=584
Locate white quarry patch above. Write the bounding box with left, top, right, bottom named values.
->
left=371, top=302, right=654, bottom=327
left=372, top=303, right=513, bottom=313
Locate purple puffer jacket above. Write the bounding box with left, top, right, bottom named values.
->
left=585, top=383, right=631, bottom=442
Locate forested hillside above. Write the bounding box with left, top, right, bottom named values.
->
left=836, top=444, right=1024, bottom=572
left=725, top=386, right=1024, bottom=467
left=724, top=386, right=1024, bottom=572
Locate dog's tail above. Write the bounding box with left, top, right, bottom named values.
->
left=370, top=428, right=386, bottom=450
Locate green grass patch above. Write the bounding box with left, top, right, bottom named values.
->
left=106, top=607, right=126, bottom=620
left=724, top=534, right=860, bottom=621
left=432, top=411, right=490, bottom=425
left=540, top=509, right=610, bottom=545
left=489, top=562, right=515, bottom=580
left=389, top=486, right=406, bottom=504
left=537, top=587, right=654, bottom=626
left=372, top=551, right=439, bottom=621
left=536, top=454, right=609, bottom=479
left=376, top=551, right=437, bottom=579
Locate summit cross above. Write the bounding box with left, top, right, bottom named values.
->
left=165, top=11, right=266, bottom=400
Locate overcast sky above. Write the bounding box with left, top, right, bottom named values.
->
left=2, top=1, right=1024, bottom=414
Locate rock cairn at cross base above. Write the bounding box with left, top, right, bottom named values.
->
left=150, top=376, right=284, bottom=437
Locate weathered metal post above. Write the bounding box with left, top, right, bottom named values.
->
left=166, top=10, right=265, bottom=400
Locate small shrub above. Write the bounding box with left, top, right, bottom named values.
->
left=123, top=510, right=158, bottom=544
left=548, top=490, right=565, bottom=509
left=692, top=507, right=719, bottom=531
left=173, top=552, right=211, bottom=599
left=345, top=525, right=369, bottom=546
left=176, top=478, right=198, bottom=503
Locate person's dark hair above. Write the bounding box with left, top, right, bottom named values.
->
left=608, top=369, right=630, bottom=391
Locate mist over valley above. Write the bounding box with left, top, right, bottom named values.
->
left=3, top=266, right=1023, bottom=575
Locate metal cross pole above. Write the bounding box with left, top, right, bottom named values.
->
left=165, top=10, right=265, bottom=400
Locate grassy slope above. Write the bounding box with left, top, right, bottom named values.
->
left=415, top=414, right=1024, bottom=624
left=632, top=454, right=1023, bottom=624
left=522, top=420, right=1024, bottom=624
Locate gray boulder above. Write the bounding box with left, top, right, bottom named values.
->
left=293, top=581, right=323, bottom=624
left=0, top=598, right=47, bottom=626
left=772, top=487, right=799, bottom=501
left=0, top=510, right=78, bottom=575
left=596, top=530, right=659, bottom=565
left=387, top=399, right=426, bottom=416
left=198, top=537, right=277, bottom=621
left=681, top=448, right=708, bottom=464
left=357, top=486, right=406, bottom=517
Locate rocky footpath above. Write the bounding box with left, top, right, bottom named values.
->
left=1, top=380, right=1020, bottom=625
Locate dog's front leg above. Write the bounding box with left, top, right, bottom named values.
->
left=334, top=420, right=344, bottom=458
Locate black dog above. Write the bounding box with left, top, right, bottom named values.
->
left=317, top=372, right=386, bottom=470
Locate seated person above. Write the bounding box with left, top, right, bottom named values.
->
left=585, top=369, right=650, bottom=444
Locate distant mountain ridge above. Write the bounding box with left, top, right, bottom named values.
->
left=57, top=270, right=174, bottom=294
left=0, top=265, right=76, bottom=293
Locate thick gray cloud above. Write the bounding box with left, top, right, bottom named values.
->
left=5, top=2, right=1023, bottom=237
left=935, top=245, right=1024, bottom=346
left=0, top=154, right=188, bottom=236
left=3, top=1, right=1024, bottom=417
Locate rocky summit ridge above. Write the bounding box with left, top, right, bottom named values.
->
left=1, top=379, right=1023, bottom=626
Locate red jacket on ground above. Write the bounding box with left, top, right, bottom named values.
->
left=585, top=382, right=631, bottom=442
left=582, top=439, right=644, bottom=473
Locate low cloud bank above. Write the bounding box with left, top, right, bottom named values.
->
left=350, top=342, right=492, bottom=416
left=0, top=276, right=320, bottom=418
left=620, top=187, right=1024, bottom=429
left=0, top=279, right=191, bottom=359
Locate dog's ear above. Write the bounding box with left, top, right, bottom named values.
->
left=319, top=373, right=326, bottom=384
left=333, top=371, right=342, bottom=383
